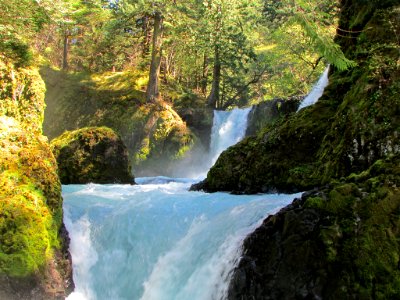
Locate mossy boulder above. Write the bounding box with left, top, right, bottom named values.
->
left=51, top=127, right=134, bottom=184
left=0, top=55, right=72, bottom=299
left=41, top=69, right=196, bottom=176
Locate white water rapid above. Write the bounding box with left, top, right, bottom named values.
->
left=64, top=180, right=300, bottom=300
left=297, top=66, right=330, bottom=111
left=63, top=106, right=299, bottom=300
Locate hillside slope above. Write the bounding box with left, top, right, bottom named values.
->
left=41, top=68, right=207, bottom=176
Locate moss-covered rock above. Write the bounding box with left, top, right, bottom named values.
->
left=228, top=155, right=400, bottom=299
left=0, top=55, right=72, bottom=299
left=41, top=68, right=197, bottom=176
left=193, top=99, right=333, bottom=193
left=51, top=127, right=134, bottom=184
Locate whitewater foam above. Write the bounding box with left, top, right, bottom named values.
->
left=63, top=181, right=300, bottom=300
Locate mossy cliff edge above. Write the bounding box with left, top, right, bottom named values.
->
left=191, top=0, right=400, bottom=298
left=41, top=69, right=202, bottom=177
left=0, top=56, right=72, bottom=299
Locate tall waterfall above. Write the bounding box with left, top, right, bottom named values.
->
left=297, top=66, right=330, bottom=111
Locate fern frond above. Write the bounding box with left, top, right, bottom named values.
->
left=295, top=14, right=356, bottom=70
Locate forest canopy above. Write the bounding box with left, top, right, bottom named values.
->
left=0, top=0, right=350, bottom=108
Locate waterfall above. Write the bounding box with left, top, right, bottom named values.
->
left=209, top=107, right=252, bottom=166
left=64, top=181, right=300, bottom=300
left=173, top=107, right=251, bottom=179
left=63, top=107, right=291, bottom=300
left=297, top=66, right=330, bottom=111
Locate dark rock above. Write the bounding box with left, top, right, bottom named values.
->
left=246, top=96, right=302, bottom=136
left=51, top=126, right=134, bottom=184
left=228, top=156, right=400, bottom=299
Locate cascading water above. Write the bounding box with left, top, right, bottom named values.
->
left=209, top=108, right=252, bottom=167
left=63, top=106, right=297, bottom=300
left=64, top=181, right=300, bottom=300
left=297, top=66, right=330, bottom=111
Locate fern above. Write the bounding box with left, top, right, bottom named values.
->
left=294, top=13, right=357, bottom=71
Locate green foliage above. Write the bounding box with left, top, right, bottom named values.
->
left=263, top=0, right=357, bottom=71
left=0, top=40, right=33, bottom=68
left=294, top=14, right=357, bottom=71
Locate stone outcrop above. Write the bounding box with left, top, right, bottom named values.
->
left=51, top=127, right=134, bottom=184
left=228, top=156, right=400, bottom=299
left=245, top=96, right=301, bottom=136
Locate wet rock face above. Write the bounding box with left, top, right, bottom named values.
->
left=228, top=197, right=327, bottom=300
left=246, top=96, right=301, bottom=136
left=51, top=127, right=134, bottom=184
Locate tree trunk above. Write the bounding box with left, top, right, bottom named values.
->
left=207, top=46, right=221, bottom=108
left=201, top=53, right=209, bottom=95
left=146, top=12, right=163, bottom=103
left=142, top=16, right=152, bottom=58
left=62, top=30, right=69, bottom=70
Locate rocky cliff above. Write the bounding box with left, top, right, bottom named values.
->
left=0, top=55, right=72, bottom=299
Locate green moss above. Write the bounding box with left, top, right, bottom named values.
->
left=200, top=5, right=400, bottom=195
left=299, top=154, right=400, bottom=298
left=51, top=126, right=134, bottom=184
left=0, top=55, right=64, bottom=282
